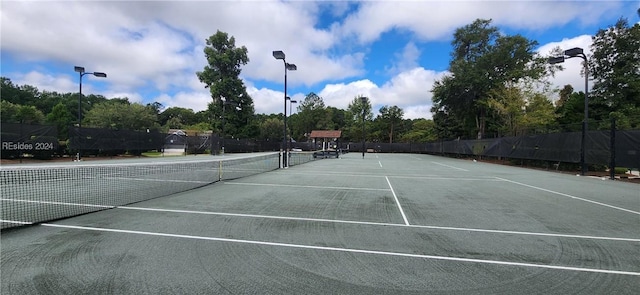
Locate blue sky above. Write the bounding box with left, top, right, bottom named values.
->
left=2, top=1, right=639, bottom=119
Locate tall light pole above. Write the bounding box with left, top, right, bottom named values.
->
left=74, top=66, right=107, bottom=161
left=273, top=50, right=297, bottom=168
left=549, top=47, right=589, bottom=176
left=361, top=96, right=367, bottom=159
left=288, top=97, right=297, bottom=149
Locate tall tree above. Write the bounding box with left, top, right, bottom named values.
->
left=589, top=18, right=640, bottom=128
left=431, top=19, right=547, bottom=139
left=297, top=92, right=330, bottom=140
left=378, top=105, right=404, bottom=143
left=345, top=95, right=372, bottom=141
left=196, top=30, right=256, bottom=138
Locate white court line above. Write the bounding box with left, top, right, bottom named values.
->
left=224, top=182, right=390, bottom=191
left=389, top=176, right=500, bottom=181
left=496, top=177, right=640, bottom=215
left=386, top=176, right=410, bottom=225
left=39, top=223, right=640, bottom=276
left=431, top=161, right=469, bottom=172
left=118, top=206, right=640, bottom=242
left=378, top=161, right=383, bottom=168
left=5, top=204, right=640, bottom=242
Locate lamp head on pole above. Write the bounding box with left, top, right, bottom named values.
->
left=548, top=56, right=565, bottom=64
left=74, top=66, right=85, bottom=73
left=290, top=100, right=297, bottom=104
left=564, top=47, right=584, bottom=57
left=286, top=63, right=297, bottom=71
left=272, top=50, right=285, bottom=60
left=93, top=72, right=107, bottom=78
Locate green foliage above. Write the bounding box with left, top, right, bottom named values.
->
left=297, top=92, right=331, bottom=138
left=46, top=103, right=74, bottom=140
left=614, top=167, right=629, bottom=174
left=159, top=107, right=197, bottom=128
left=400, top=119, right=437, bottom=143
left=1, top=100, right=46, bottom=124
left=83, top=99, right=159, bottom=130
left=342, top=95, right=372, bottom=141
left=377, top=105, right=404, bottom=143
left=589, top=18, right=640, bottom=128
left=431, top=18, right=548, bottom=139
left=259, top=117, right=283, bottom=141
left=196, top=30, right=256, bottom=139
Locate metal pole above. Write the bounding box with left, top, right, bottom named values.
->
left=221, top=102, right=225, bottom=155
left=283, top=64, right=288, bottom=168
left=581, top=56, right=589, bottom=176
left=610, top=117, right=616, bottom=180
left=362, top=105, right=365, bottom=159
left=77, top=73, right=83, bottom=161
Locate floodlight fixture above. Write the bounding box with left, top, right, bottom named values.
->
left=272, top=50, right=285, bottom=60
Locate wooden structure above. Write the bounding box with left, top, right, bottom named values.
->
left=309, top=130, right=342, bottom=150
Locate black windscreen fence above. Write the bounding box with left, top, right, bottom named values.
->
left=1, top=123, right=59, bottom=159
left=68, top=127, right=165, bottom=155
left=350, top=130, right=639, bottom=169
left=5, top=123, right=638, bottom=168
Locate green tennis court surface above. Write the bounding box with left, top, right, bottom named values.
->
left=2, top=153, right=639, bottom=294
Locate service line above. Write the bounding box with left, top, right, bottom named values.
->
left=431, top=161, right=469, bottom=172
left=40, top=223, right=640, bottom=276
left=496, top=177, right=640, bottom=215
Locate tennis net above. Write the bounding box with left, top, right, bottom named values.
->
left=1, top=152, right=316, bottom=229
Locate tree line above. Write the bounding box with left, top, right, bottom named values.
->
left=2, top=17, right=638, bottom=145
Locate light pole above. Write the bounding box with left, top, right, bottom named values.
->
left=288, top=97, right=297, bottom=149
left=361, top=96, right=367, bottom=159
left=549, top=47, right=589, bottom=176
left=273, top=50, right=297, bottom=168
left=74, top=66, right=107, bottom=161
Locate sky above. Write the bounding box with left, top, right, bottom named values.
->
left=2, top=0, right=639, bottom=120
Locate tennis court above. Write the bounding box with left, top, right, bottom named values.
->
left=1, top=152, right=639, bottom=294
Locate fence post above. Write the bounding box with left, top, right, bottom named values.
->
left=610, top=117, right=616, bottom=180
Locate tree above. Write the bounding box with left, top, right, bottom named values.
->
left=259, top=117, right=283, bottom=141
left=297, top=92, right=330, bottom=140
left=400, top=119, right=437, bottom=143
left=196, top=30, right=256, bottom=138
left=159, top=107, right=197, bottom=127
left=589, top=18, right=640, bottom=128
left=378, top=105, right=404, bottom=143
left=83, top=99, right=159, bottom=130
left=46, top=102, right=75, bottom=140
left=486, top=86, right=526, bottom=136
left=431, top=19, right=548, bottom=139
left=344, top=95, right=372, bottom=141
left=555, top=90, right=587, bottom=131
left=523, top=93, right=556, bottom=134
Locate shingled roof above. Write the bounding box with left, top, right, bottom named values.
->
left=309, top=130, right=342, bottom=139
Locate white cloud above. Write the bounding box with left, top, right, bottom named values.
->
left=1, top=0, right=627, bottom=123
